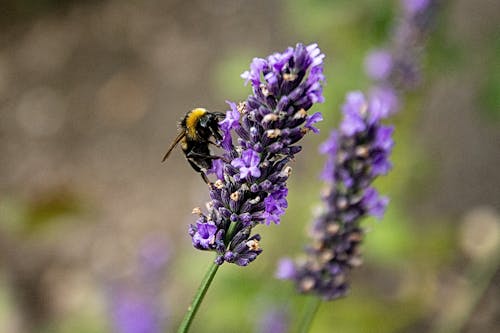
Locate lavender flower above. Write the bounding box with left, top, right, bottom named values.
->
left=403, top=0, right=431, bottom=15
left=108, top=238, right=170, bottom=333
left=189, top=43, right=325, bottom=266
left=364, top=0, right=439, bottom=111
left=256, top=307, right=289, bottom=333
left=110, top=289, right=163, bottom=333
left=278, top=91, right=393, bottom=300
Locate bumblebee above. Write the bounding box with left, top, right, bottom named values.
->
left=162, top=108, right=224, bottom=184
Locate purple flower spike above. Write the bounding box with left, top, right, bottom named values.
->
left=364, top=0, right=438, bottom=95
left=281, top=91, right=393, bottom=300
left=189, top=43, right=325, bottom=266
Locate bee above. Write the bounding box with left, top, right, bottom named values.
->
left=162, top=108, right=224, bottom=184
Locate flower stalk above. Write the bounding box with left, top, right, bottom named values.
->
left=176, top=261, right=219, bottom=333
left=297, top=296, right=322, bottom=333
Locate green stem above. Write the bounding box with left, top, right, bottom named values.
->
left=297, top=296, right=322, bottom=333
left=225, top=221, right=238, bottom=244
left=177, top=260, right=220, bottom=333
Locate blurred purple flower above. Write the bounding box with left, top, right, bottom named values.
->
left=362, top=188, right=390, bottom=219
left=257, top=307, right=289, bottom=333
left=369, top=86, right=399, bottom=115
left=108, top=238, right=170, bottom=333
left=340, top=91, right=368, bottom=135
left=279, top=91, right=393, bottom=300
left=111, top=290, right=162, bottom=333
left=275, top=258, right=296, bottom=280
left=364, top=50, right=393, bottom=81
left=319, top=131, right=338, bottom=183
left=403, top=0, right=431, bottom=15
left=364, top=0, right=438, bottom=95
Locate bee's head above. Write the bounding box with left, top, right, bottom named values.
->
left=197, top=112, right=221, bottom=142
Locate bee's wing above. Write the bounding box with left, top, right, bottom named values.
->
left=161, top=131, right=186, bottom=162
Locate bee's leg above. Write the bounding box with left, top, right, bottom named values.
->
left=186, top=158, right=211, bottom=185
left=186, top=151, right=221, bottom=160
left=200, top=172, right=211, bottom=185
left=208, top=140, right=220, bottom=147
left=186, top=151, right=230, bottom=164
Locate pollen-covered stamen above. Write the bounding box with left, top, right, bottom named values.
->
left=349, top=256, right=363, bottom=267
left=280, top=166, right=293, bottom=178
left=260, top=83, right=270, bottom=96
left=230, top=191, right=240, bottom=201
left=214, top=179, right=224, bottom=189
left=246, top=239, right=260, bottom=251
left=359, top=103, right=369, bottom=117
left=326, top=223, right=340, bottom=235
left=348, top=232, right=363, bottom=242
left=263, top=114, right=279, bottom=122
left=355, top=146, right=370, bottom=158
left=237, top=101, right=248, bottom=114
left=320, top=250, right=334, bottom=263
left=336, top=197, right=348, bottom=210
left=266, top=129, right=282, bottom=138
left=192, top=207, right=203, bottom=215
left=321, top=186, right=333, bottom=198
left=334, top=274, right=346, bottom=286
left=300, top=277, right=315, bottom=292
left=293, top=108, right=308, bottom=119
left=248, top=196, right=261, bottom=204
left=283, top=72, right=298, bottom=81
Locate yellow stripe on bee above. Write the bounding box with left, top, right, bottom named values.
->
left=186, top=108, right=207, bottom=139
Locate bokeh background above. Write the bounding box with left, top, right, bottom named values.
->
left=0, top=0, right=499, bottom=332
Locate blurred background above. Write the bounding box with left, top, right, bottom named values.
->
left=0, top=0, right=499, bottom=332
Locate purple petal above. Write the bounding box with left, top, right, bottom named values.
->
left=305, top=112, right=323, bottom=133
left=362, top=188, right=389, bottom=219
